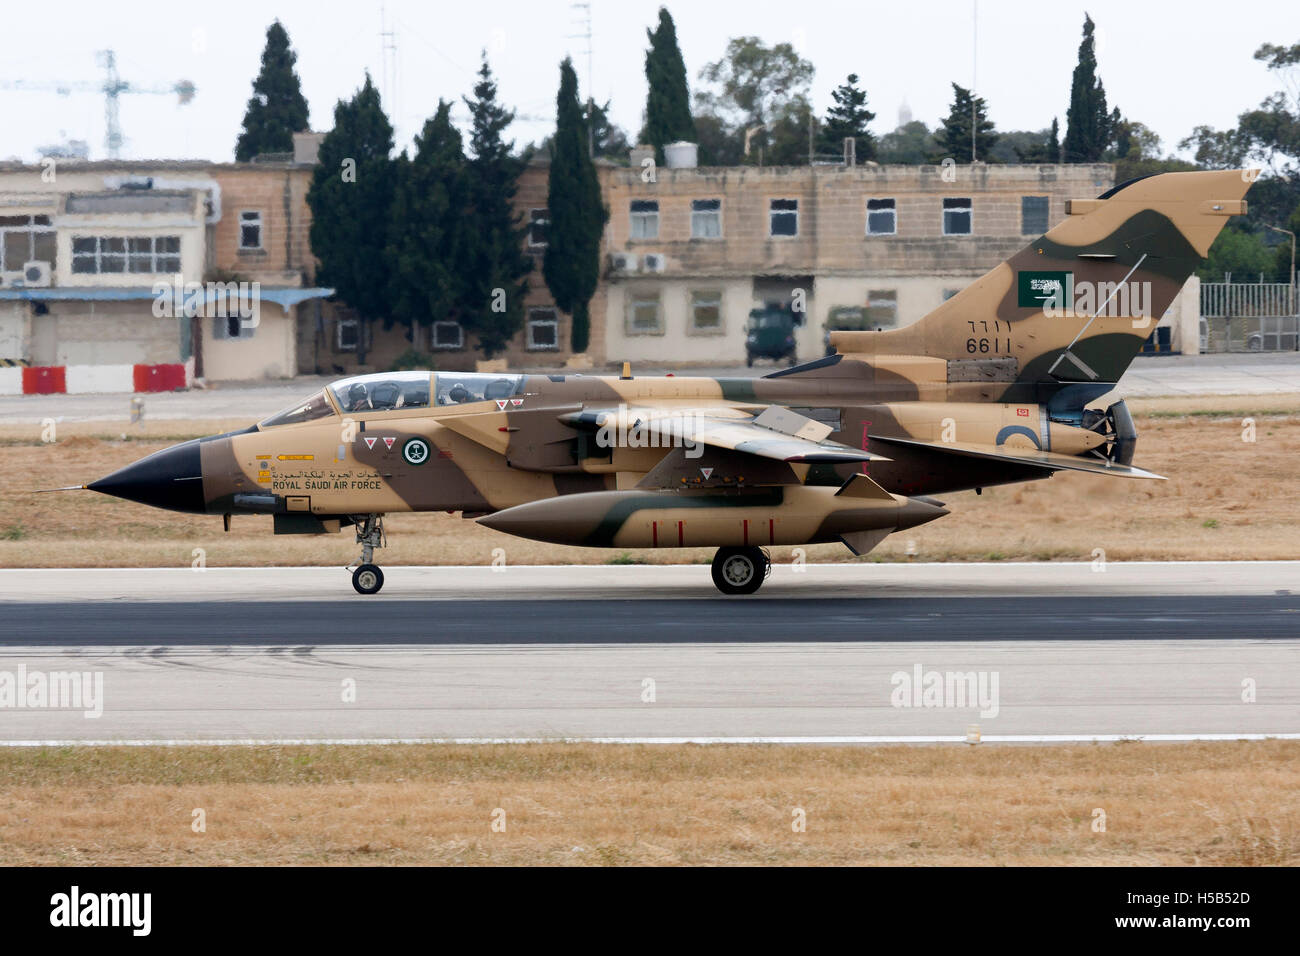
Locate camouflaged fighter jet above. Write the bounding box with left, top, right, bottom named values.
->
left=77, top=169, right=1252, bottom=595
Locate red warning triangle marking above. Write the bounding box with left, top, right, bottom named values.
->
left=701, top=468, right=713, bottom=479
left=510, top=398, right=524, bottom=406
left=382, top=437, right=395, bottom=449
left=496, top=400, right=508, bottom=410
left=363, top=437, right=377, bottom=449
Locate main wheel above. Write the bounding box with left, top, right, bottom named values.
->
left=711, top=546, right=768, bottom=595
left=352, top=563, right=385, bottom=595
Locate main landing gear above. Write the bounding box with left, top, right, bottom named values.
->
left=350, top=514, right=387, bottom=595
left=710, top=546, right=771, bottom=596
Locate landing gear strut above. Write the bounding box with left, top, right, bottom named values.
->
left=711, top=546, right=770, bottom=595
left=350, top=514, right=386, bottom=595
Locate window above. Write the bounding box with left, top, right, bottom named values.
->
left=942, top=198, right=972, bottom=235
left=942, top=288, right=961, bottom=301
left=431, top=321, right=463, bottom=350
left=337, top=318, right=360, bottom=352
left=71, top=235, right=179, bottom=274
left=0, top=215, right=56, bottom=271
left=691, top=198, right=722, bottom=238
left=866, top=198, right=896, bottom=235
left=769, top=198, right=798, bottom=237
left=527, top=208, right=549, bottom=248
left=689, top=290, right=723, bottom=335
left=239, top=211, right=263, bottom=250
left=630, top=200, right=659, bottom=239
left=213, top=313, right=255, bottom=340
left=527, top=308, right=559, bottom=350
left=626, top=290, right=663, bottom=335
left=865, top=290, right=898, bottom=329
left=1021, top=195, right=1049, bottom=235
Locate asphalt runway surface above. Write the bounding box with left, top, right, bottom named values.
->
left=2, top=564, right=1297, bottom=743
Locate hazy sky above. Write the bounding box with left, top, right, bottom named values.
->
left=2, top=0, right=1295, bottom=163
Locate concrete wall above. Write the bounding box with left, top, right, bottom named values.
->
left=199, top=304, right=298, bottom=380
left=36, top=301, right=182, bottom=366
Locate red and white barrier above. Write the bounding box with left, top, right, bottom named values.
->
left=0, top=359, right=193, bottom=395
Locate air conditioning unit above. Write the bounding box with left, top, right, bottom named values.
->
left=22, top=261, right=52, bottom=288
left=0, top=271, right=25, bottom=288
left=642, top=253, right=666, bottom=273
left=608, top=252, right=638, bottom=274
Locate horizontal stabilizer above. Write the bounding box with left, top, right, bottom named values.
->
left=869, top=434, right=1165, bottom=480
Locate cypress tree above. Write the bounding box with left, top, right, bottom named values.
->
left=819, top=74, right=876, bottom=161
left=386, top=101, right=471, bottom=343
left=932, top=83, right=998, bottom=163
left=544, top=58, right=608, bottom=355
left=462, top=54, right=533, bottom=359
left=235, top=21, right=310, bottom=162
left=640, top=7, right=696, bottom=163
left=1063, top=15, right=1113, bottom=162
left=306, top=74, right=394, bottom=365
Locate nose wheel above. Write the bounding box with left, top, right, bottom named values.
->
left=711, top=546, right=770, bottom=595
left=349, top=514, right=387, bottom=595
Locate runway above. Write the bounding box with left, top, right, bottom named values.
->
left=2, top=563, right=1298, bottom=744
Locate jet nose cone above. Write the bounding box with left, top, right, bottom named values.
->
left=88, top=439, right=207, bottom=514
left=895, top=497, right=949, bottom=531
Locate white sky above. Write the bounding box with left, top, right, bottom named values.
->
left=1, top=0, right=1296, bottom=163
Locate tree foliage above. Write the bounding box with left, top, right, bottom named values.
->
left=543, top=59, right=608, bottom=354
left=461, top=54, right=532, bottom=358
left=932, top=83, right=998, bottom=163
left=1063, top=15, right=1116, bottom=163
left=640, top=7, right=695, bottom=163
left=819, top=74, right=876, bottom=161
left=235, top=21, right=310, bottom=161
left=307, top=74, right=394, bottom=363
left=695, top=36, right=814, bottom=165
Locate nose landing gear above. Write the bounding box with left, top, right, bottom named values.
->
left=350, top=514, right=387, bottom=595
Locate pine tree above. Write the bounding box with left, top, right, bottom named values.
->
left=235, top=21, right=310, bottom=162
left=1063, top=15, right=1113, bottom=163
left=306, top=74, right=395, bottom=364
left=932, top=83, right=998, bottom=163
left=545, top=59, right=609, bottom=355
left=819, top=74, right=876, bottom=162
left=1014, top=118, right=1061, bottom=163
left=640, top=7, right=696, bottom=163
left=386, top=101, right=471, bottom=343
left=461, top=54, right=533, bottom=359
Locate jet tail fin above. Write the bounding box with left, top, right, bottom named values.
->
left=827, top=169, right=1255, bottom=409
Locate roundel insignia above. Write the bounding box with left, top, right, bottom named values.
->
left=402, top=437, right=431, bottom=466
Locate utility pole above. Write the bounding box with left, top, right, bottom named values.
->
left=1265, top=224, right=1297, bottom=319
left=971, top=0, right=978, bottom=162
left=569, top=2, right=594, bottom=158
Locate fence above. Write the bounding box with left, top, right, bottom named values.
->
left=1200, top=281, right=1298, bottom=352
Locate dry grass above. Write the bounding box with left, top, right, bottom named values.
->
left=3, top=396, right=1298, bottom=567
left=0, top=741, right=1295, bottom=865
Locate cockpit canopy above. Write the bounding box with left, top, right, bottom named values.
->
left=258, top=370, right=526, bottom=428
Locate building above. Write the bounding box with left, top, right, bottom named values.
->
left=599, top=162, right=1120, bottom=367
left=0, top=136, right=332, bottom=394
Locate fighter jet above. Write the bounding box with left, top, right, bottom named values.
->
left=77, top=170, right=1252, bottom=595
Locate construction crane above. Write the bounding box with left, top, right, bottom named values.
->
left=0, top=49, right=195, bottom=159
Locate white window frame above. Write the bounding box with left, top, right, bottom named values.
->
left=630, top=200, right=659, bottom=240
left=71, top=234, right=179, bottom=275
left=239, top=210, right=264, bottom=250
left=431, top=320, right=464, bottom=351
left=688, top=289, right=724, bottom=335
left=942, top=197, right=973, bottom=236
left=626, top=290, right=664, bottom=336
left=527, top=208, right=549, bottom=249
left=336, top=318, right=360, bottom=352
left=690, top=198, right=722, bottom=239
left=526, top=308, right=560, bottom=351
left=769, top=198, right=799, bottom=238
left=866, top=198, right=897, bottom=236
